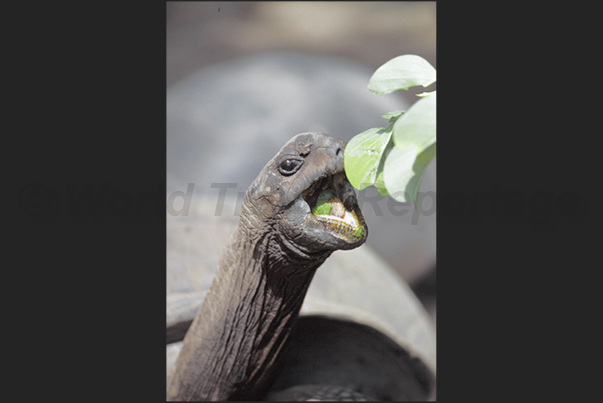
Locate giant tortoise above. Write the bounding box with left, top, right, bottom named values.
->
left=166, top=132, right=436, bottom=400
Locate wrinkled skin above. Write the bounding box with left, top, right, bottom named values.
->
left=247, top=132, right=366, bottom=255
left=167, top=133, right=367, bottom=401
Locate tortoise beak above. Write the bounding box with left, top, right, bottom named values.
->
left=298, top=139, right=367, bottom=248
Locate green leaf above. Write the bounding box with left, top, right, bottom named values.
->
left=381, top=110, right=404, bottom=122
left=393, top=92, right=436, bottom=153
left=383, top=143, right=436, bottom=205
left=368, top=55, right=436, bottom=95
left=312, top=189, right=337, bottom=216
left=373, top=140, right=394, bottom=196
left=344, top=127, right=392, bottom=191
left=374, top=174, right=389, bottom=196
left=384, top=92, right=436, bottom=205
left=345, top=54, right=437, bottom=204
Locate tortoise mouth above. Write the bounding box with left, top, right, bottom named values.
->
left=301, top=173, right=367, bottom=243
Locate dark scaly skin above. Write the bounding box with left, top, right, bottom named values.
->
left=166, top=133, right=368, bottom=401
left=266, top=384, right=368, bottom=401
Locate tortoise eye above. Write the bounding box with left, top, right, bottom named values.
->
left=279, top=159, right=303, bottom=175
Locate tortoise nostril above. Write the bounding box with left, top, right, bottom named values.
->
left=336, top=147, right=342, bottom=157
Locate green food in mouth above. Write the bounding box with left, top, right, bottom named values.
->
left=353, top=227, right=364, bottom=237
left=311, top=189, right=338, bottom=216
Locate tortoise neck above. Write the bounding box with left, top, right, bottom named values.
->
left=167, top=206, right=326, bottom=401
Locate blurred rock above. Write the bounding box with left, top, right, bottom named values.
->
left=167, top=51, right=436, bottom=285
left=166, top=2, right=437, bottom=98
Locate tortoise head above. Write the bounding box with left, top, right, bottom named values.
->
left=245, top=132, right=367, bottom=257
